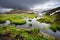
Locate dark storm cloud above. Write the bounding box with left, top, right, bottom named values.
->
left=0, top=0, right=60, bottom=13
left=0, top=0, right=49, bottom=10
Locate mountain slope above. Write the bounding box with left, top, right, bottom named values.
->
left=45, top=7, right=60, bottom=15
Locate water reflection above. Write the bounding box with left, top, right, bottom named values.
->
left=0, top=17, right=60, bottom=39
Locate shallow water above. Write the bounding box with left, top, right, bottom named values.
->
left=0, top=17, right=60, bottom=39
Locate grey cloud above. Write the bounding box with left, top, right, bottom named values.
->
left=0, top=0, right=60, bottom=13
left=0, top=7, right=13, bottom=13
left=0, top=0, right=49, bottom=10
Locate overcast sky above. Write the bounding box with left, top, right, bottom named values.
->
left=0, top=0, right=60, bottom=13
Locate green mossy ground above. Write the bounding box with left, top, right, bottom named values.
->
left=0, top=14, right=37, bottom=25
left=11, top=19, right=26, bottom=25
left=0, top=15, right=6, bottom=23
left=0, top=25, right=56, bottom=40
left=37, top=15, right=56, bottom=24
left=37, top=14, right=60, bottom=32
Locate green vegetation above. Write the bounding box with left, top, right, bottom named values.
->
left=37, top=15, right=56, bottom=24
left=0, top=13, right=59, bottom=40
left=29, top=24, right=32, bottom=27
left=10, top=19, right=26, bottom=25
left=0, top=15, right=6, bottom=23
left=0, top=14, right=37, bottom=25
left=0, top=25, right=56, bottom=40
left=28, top=19, right=32, bottom=22
left=37, top=14, right=60, bottom=32
left=50, top=23, right=57, bottom=32
left=0, top=18, right=6, bottom=23
left=0, top=25, right=17, bottom=37
left=0, top=14, right=37, bottom=19
left=49, top=14, right=60, bottom=32
left=50, top=23, right=60, bottom=32
left=35, top=16, right=37, bottom=18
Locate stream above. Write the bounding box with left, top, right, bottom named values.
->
left=0, top=17, right=60, bottom=39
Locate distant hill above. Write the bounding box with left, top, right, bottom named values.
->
left=0, top=9, right=34, bottom=14
left=45, top=7, right=60, bottom=15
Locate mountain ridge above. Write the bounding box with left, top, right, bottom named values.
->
left=45, top=7, right=60, bottom=15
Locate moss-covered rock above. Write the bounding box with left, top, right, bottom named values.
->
left=0, top=18, right=6, bottom=23
left=29, top=24, right=32, bottom=27
left=10, top=19, right=26, bottom=25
